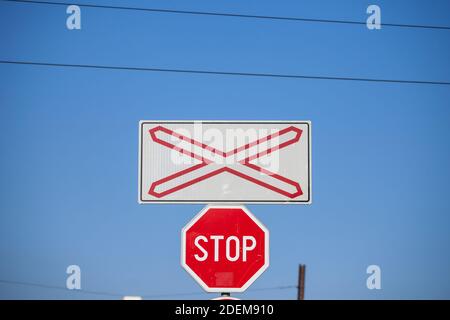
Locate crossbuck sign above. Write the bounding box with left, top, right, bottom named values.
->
left=138, top=121, right=311, bottom=204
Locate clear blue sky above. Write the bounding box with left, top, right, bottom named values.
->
left=0, top=0, right=449, bottom=299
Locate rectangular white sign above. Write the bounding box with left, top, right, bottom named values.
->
left=138, top=121, right=311, bottom=204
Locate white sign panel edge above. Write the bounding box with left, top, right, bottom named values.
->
left=138, top=120, right=312, bottom=204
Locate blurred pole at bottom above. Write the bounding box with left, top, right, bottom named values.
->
left=297, top=264, right=306, bottom=300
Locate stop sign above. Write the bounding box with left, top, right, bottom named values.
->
left=181, top=206, right=269, bottom=292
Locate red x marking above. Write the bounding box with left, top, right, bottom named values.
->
left=148, top=126, right=303, bottom=198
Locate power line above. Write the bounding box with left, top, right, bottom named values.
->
left=2, top=0, right=450, bottom=31
left=0, top=279, right=297, bottom=299
left=0, top=279, right=124, bottom=298
left=244, top=285, right=298, bottom=292
left=1, top=59, right=449, bottom=86
left=141, top=286, right=297, bottom=299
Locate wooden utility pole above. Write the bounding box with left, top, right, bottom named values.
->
left=297, top=264, right=306, bottom=300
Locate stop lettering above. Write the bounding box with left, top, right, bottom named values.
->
left=193, top=235, right=257, bottom=262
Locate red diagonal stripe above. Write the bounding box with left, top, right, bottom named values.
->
left=147, top=125, right=304, bottom=198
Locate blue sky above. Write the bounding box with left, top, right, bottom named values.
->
left=0, top=0, right=449, bottom=299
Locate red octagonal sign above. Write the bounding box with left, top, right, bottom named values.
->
left=181, top=206, right=269, bottom=292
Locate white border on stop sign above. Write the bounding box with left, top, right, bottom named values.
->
left=181, top=205, right=270, bottom=293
